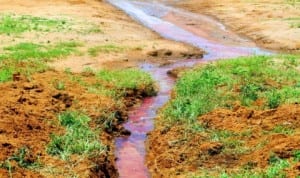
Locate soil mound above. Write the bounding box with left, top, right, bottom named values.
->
left=147, top=104, right=300, bottom=177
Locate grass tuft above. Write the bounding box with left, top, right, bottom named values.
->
left=88, top=44, right=124, bottom=57
left=47, top=111, right=106, bottom=160
left=0, top=14, right=70, bottom=35
left=96, top=68, right=156, bottom=96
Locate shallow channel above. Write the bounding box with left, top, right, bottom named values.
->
left=108, top=0, right=271, bottom=177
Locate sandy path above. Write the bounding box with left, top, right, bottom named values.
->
left=162, top=0, right=300, bottom=53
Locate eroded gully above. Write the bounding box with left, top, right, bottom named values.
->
left=107, top=0, right=271, bottom=177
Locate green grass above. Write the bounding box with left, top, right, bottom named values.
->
left=163, top=55, right=300, bottom=125
left=160, top=54, right=300, bottom=178
left=0, top=67, right=14, bottom=82
left=53, top=80, right=65, bottom=90
left=0, top=14, right=70, bottom=35
left=0, top=147, right=41, bottom=178
left=96, top=68, right=156, bottom=96
left=0, top=14, right=103, bottom=35
left=191, top=158, right=290, bottom=178
left=293, top=150, right=300, bottom=161
left=47, top=111, right=106, bottom=160
left=270, top=125, right=294, bottom=135
left=0, top=41, right=81, bottom=61
left=88, top=44, right=125, bottom=57
left=0, top=41, right=81, bottom=83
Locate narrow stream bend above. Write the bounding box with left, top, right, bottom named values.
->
left=109, top=0, right=271, bottom=177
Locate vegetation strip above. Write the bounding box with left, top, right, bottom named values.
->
left=147, top=54, right=300, bottom=177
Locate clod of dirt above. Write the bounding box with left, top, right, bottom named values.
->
left=199, top=142, right=224, bottom=156
left=167, top=66, right=190, bottom=78
left=52, top=93, right=73, bottom=108
left=91, top=153, right=118, bottom=178
left=147, top=48, right=203, bottom=60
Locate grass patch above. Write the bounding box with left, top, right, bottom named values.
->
left=0, top=147, right=41, bottom=178
left=88, top=44, right=124, bottom=57
left=0, top=14, right=70, bottom=35
left=270, top=125, right=294, bottom=135
left=46, top=111, right=106, bottom=160
left=96, top=68, right=156, bottom=96
left=0, top=41, right=81, bottom=61
left=0, top=67, right=14, bottom=82
left=53, top=80, right=65, bottom=90
left=191, top=158, right=290, bottom=178
left=163, top=55, right=300, bottom=125
left=0, top=41, right=81, bottom=83
left=64, top=68, right=156, bottom=98
left=0, top=14, right=103, bottom=35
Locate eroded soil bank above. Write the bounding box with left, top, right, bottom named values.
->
left=0, top=68, right=159, bottom=177
left=0, top=0, right=204, bottom=177
left=162, top=0, right=300, bottom=53
left=147, top=55, right=300, bottom=177
left=148, top=104, right=300, bottom=177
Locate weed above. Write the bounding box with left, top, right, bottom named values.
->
left=84, top=25, right=102, bottom=34
left=9, top=147, right=40, bottom=168
left=88, top=44, right=124, bottom=57
left=64, top=68, right=72, bottom=74
left=293, top=150, right=300, bottom=161
left=207, top=158, right=289, bottom=178
left=0, top=147, right=41, bottom=177
left=0, top=161, right=13, bottom=178
left=0, top=41, right=80, bottom=61
left=0, top=67, right=14, bottom=82
left=267, top=90, right=282, bottom=108
left=96, top=68, right=155, bottom=96
left=0, top=41, right=80, bottom=83
left=53, top=80, right=65, bottom=90
left=47, top=111, right=106, bottom=160
left=241, top=83, right=259, bottom=106
left=0, top=14, right=70, bottom=35
left=271, top=125, right=294, bottom=135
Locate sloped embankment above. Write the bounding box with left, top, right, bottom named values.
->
left=147, top=55, right=300, bottom=177
left=0, top=69, right=156, bottom=177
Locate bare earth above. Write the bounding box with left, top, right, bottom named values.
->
left=0, top=0, right=203, bottom=72
left=164, top=0, right=300, bottom=53
left=0, top=0, right=203, bottom=177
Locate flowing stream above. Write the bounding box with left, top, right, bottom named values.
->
left=108, top=0, right=271, bottom=177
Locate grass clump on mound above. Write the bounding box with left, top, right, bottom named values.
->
left=0, top=41, right=81, bottom=83
left=96, top=68, right=156, bottom=97
left=163, top=55, right=300, bottom=125
left=47, top=111, right=106, bottom=160
left=156, top=54, right=300, bottom=178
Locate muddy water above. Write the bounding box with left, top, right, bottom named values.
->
left=108, top=0, right=271, bottom=177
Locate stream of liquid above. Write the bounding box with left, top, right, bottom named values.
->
left=108, top=0, right=271, bottom=177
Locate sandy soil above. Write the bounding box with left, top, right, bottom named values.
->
left=0, top=0, right=203, bottom=72
left=163, top=0, right=300, bottom=53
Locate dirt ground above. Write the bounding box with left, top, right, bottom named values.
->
left=0, top=70, right=124, bottom=177
left=164, top=0, right=300, bottom=53
left=0, top=0, right=203, bottom=72
left=147, top=104, right=300, bottom=177
left=0, top=0, right=205, bottom=177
